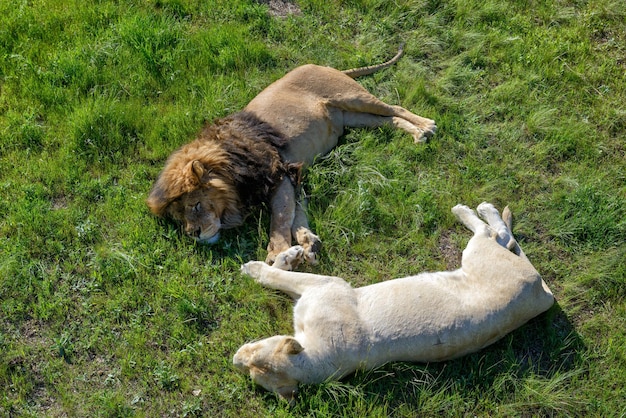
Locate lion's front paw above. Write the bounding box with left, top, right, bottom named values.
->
left=240, top=261, right=267, bottom=279
left=295, top=229, right=321, bottom=265
left=272, top=246, right=304, bottom=271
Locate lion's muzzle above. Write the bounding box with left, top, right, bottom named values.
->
left=196, top=231, right=220, bottom=244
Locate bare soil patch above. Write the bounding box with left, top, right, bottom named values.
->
left=255, top=0, right=301, bottom=17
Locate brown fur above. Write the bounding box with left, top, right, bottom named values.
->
left=147, top=112, right=300, bottom=239
left=147, top=47, right=436, bottom=267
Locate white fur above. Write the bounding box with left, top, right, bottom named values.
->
left=233, top=203, right=554, bottom=403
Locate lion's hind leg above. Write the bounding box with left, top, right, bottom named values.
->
left=328, top=92, right=436, bottom=142
left=343, top=112, right=430, bottom=144
left=389, top=105, right=437, bottom=141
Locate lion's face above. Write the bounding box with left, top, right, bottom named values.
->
left=147, top=152, right=244, bottom=244
left=166, top=188, right=224, bottom=244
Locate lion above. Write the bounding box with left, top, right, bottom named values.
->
left=147, top=45, right=436, bottom=268
left=234, top=203, right=554, bottom=403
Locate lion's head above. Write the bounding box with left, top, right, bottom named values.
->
left=147, top=112, right=295, bottom=244
left=146, top=139, right=244, bottom=244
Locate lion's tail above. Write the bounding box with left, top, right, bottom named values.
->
left=341, top=43, right=405, bottom=78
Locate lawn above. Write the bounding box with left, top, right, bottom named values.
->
left=1, top=0, right=625, bottom=416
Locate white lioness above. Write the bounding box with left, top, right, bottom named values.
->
left=234, top=203, right=554, bottom=403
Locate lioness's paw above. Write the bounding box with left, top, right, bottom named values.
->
left=272, top=246, right=304, bottom=271
left=476, top=202, right=498, bottom=219
left=451, top=204, right=472, bottom=216
left=240, top=261, right=267, bottom=279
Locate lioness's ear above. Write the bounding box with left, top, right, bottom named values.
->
left=278, top=337, right=304, bottom=355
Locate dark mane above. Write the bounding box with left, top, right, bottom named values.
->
left=201, top=112, right=301, bottom=207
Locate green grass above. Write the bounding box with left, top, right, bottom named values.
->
left=1, top=0, right=625, bottom=416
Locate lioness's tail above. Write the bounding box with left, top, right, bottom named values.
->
left=342, top=43, right=405, bottom=78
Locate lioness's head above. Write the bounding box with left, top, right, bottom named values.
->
left=147, top=141, right=243, bottom=243
left=233, top=336, right=303, bottom=403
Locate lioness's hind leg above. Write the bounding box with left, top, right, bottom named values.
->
left=452, top=204, right=488, bottom=235
left=500, top=206, right=527, bottom=259
left=477, top=202, right=517, bottom=251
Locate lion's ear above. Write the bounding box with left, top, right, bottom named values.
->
left=277, top=337, right=304, bottom=355
left=191, top=160, right=212, bottom=184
